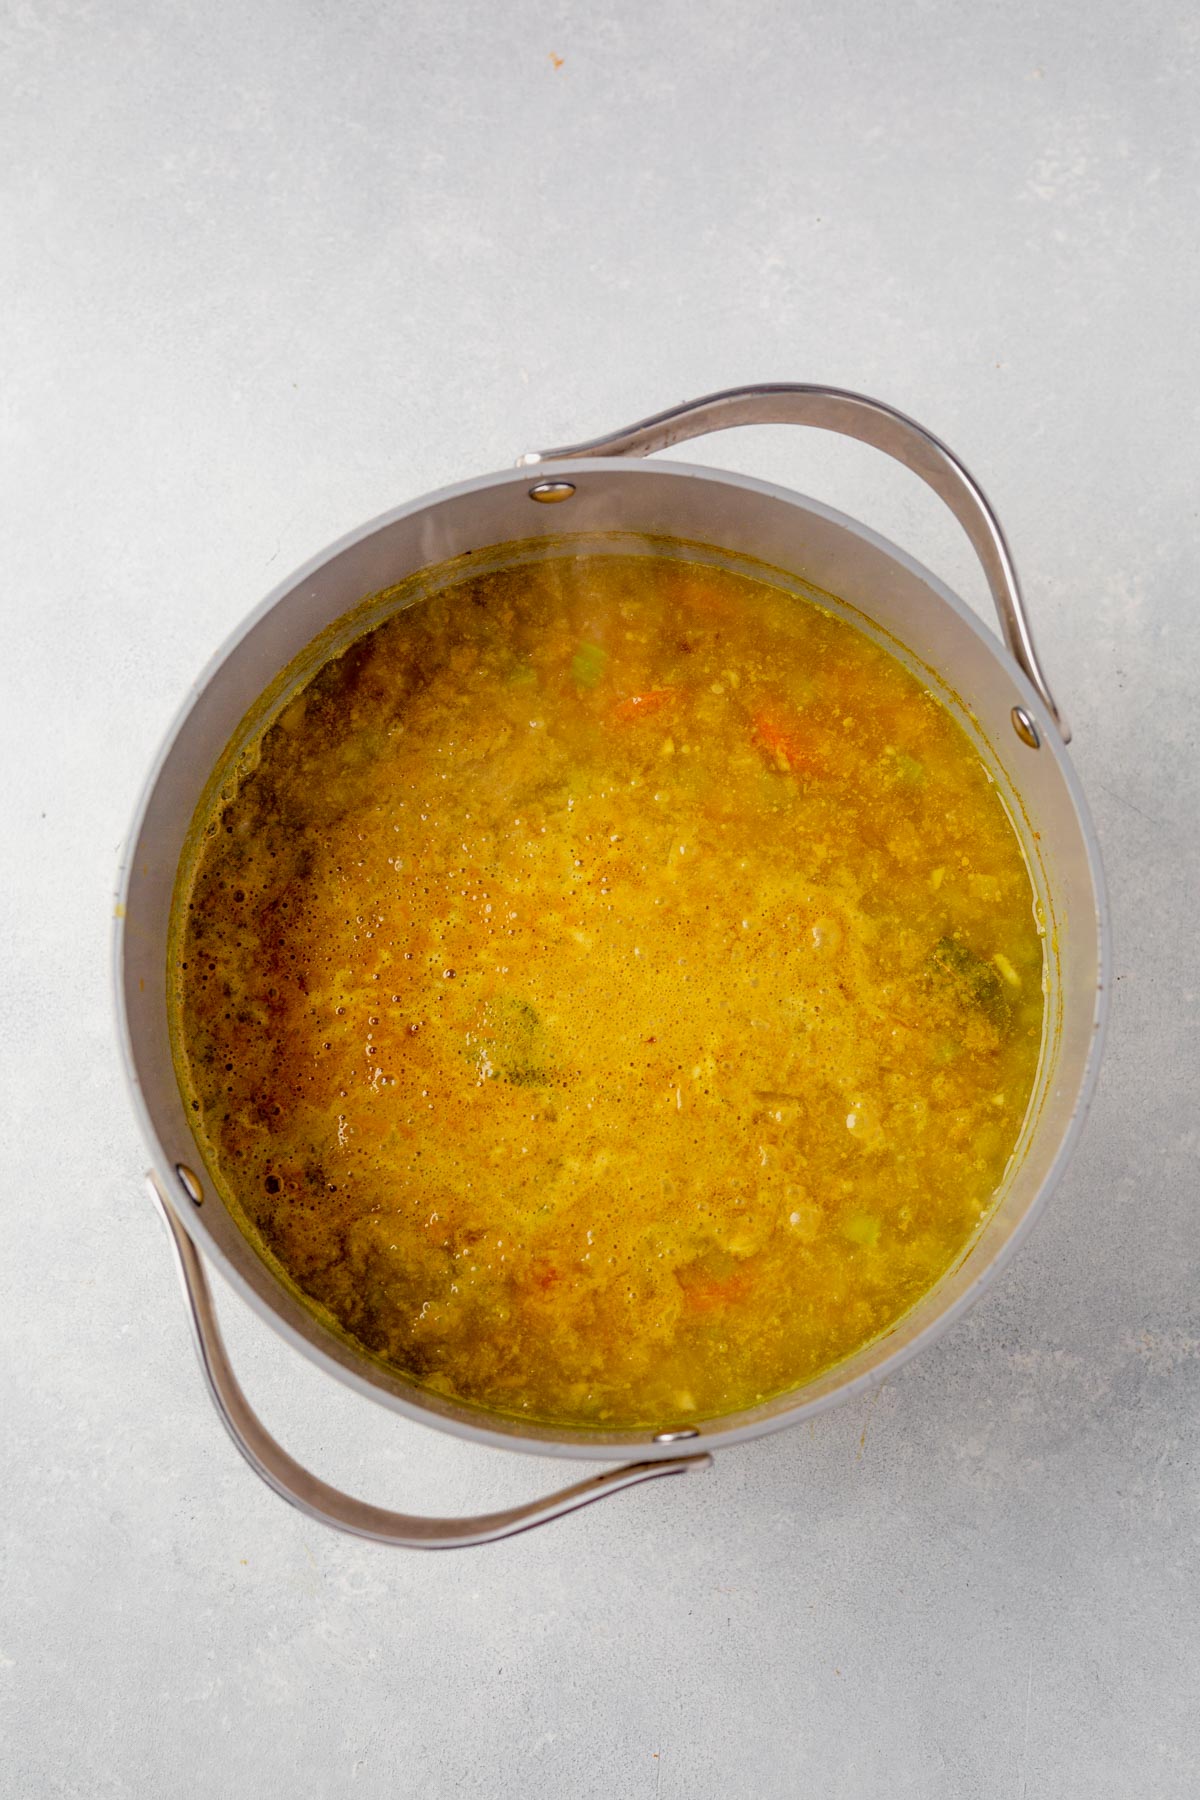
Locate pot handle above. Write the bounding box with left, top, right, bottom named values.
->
left=519, top=382, right=1068, bottom=742
left=149, top=1179, right=712, bottom=1549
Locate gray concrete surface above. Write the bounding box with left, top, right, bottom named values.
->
left=2, top=2, right=1198, bottom=1794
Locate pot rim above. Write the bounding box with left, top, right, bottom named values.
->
left=115, top=455, right=1111, bottom=1461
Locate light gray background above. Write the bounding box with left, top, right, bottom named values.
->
left=2, top=2, right=1198, bottom=1795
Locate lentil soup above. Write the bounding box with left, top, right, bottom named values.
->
left=172, top=552, right=1045, bottom=1429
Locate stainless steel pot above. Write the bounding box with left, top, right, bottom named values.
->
left=116, top=385, right=1109, bottom=1548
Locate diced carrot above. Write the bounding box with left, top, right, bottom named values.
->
left=751, top=710, right=828, bottom=775
left=679, top=1268, right=752, bottom=1312
left=611, top=688, right=675, bottom=723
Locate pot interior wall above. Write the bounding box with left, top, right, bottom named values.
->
left=118, top=461, right=1105, bottom=1456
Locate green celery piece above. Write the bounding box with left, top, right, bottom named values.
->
left=571, top=641, right=607, bottom=688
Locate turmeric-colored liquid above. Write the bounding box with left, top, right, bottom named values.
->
left=173, top=554, right=1043, bottom=1429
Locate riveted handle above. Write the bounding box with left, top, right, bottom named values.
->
left=149, top=1180, right=711, bottom=1550
left=520, top=383, right=1067, bottom=742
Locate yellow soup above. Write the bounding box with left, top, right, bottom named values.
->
left=172, top=552, right=1044, bottom=1429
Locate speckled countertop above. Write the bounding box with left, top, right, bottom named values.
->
left=2, top=3, right=1198, bottom=1795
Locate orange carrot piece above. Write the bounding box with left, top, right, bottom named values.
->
left=680, top=1268, right=752, bottom=1312
left=612, top=688, right=675, bottom=723
left=751, top=710, right=828, bottom=775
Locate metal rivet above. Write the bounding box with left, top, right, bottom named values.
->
left=176, top=1163, right=203, bottom=1205
left=1011, top=705, right=1041, bottom=749
left=528, top=480, right=577, bottom=504
left=653, top=1427, right=700, bottom=1444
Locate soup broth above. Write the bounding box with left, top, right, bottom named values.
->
left=172, top=552, right=1044, bottom=1429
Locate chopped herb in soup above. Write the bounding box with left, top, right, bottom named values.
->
left=172, top=553, right=1044, bottom=1429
